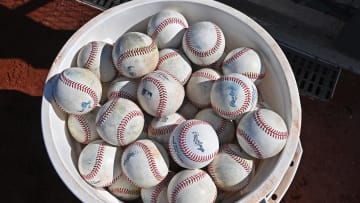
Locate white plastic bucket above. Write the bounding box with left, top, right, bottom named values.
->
left=41, top=0, right=302, bottom=202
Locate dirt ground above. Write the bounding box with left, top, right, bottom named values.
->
left=0, top=0, right=359, bottom=202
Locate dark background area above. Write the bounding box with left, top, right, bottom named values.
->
left=0, top=0, right=359, bottom=202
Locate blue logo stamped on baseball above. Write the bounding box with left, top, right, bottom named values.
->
left=80, top=100, right=92, bottom=112
left=192, top=131, right=205, bottom=152
left=228, top=85, right=238, bottom=107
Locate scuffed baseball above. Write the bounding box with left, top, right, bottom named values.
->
left=236, top=108, right=289, bottom=159
left=67, top=107, right=100, bottom=144
left=167, top=169, right=217, bottom=203
left=194, top=108, right=235, bottom=144
left=53, top=67, right=102, bottom=115
left=222, top=47, right=264, bottom=84
left=121, top=139, right=169, bottom=188
left=112, top=32, right=159, bottom=78
left=96, top=97, right=144, bottom=146
left=106, top=76, right=139, bottom=102
left=168, top=119, right=219, bottom=169
left=208, top=144, right=254, bottom=191
left=182, top=21, right=225, bottom=66
left=78, top=140, right=122, bottom=188
left=137, top=70, right=185, bottom=117
left=186, top=68, right=220, bottom=108
left=108, top=174, right=141, bottom=201
left=141, top=171, right=175, bottom=203
left=148, top=10, right=188, bottom=49
left=77, top=41, right=117, bottom=82
left=210, top=73, right=257, bottom=120
left=156, top=48, right=192, bottom=85
left=148, top=113, right=186, bottom=149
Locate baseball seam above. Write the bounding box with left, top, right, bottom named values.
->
left=148, top=117, right=185, bottom=137
left=135, top=142, right=165, bottom=181
left=150, top=173, right=172, bottom=203
left=144, top=76, right=167, bottom=117
left=84, top=41, right=99, bottom=69
left=157, top=50, right=181, bottom=68
left=192, top=71, right=219, bottom=81
left=215, top=118, right=227, bottom=138
left=222, top=47, right=250, bottom=66
left=237, top=128, right=263, bottom=159
left=109, top=91, right=136, bottom=101
left=117, top=110, right=144, bottom=146
left=103, top=173, right=122, bottom=187
left=223, top=145, right=251, bottom=173
left=254, top=110, right=288, bottom=139
left=158, top=69, right=183, bottom=84
left=74, top=115, right=92, bottom=144
left=96, top=97, right=118, bottom=127
left=170, top=171, right=207, bottom=203
left=242, top=72, right=265, bottom=80
left=81, top=143, right=105, bottom=181
left=116, top=41, right=157, bottom=71
left=179, top=120, right=218, bottom=162
left=213, top=76, right=252, bottom=118
left=150, top=17, right=188, bottom=40
left=185, top=23, right=223, bottom=58
left=109, top=187, right=139, bottom=197
left=59, top=71, right=99, bottom=108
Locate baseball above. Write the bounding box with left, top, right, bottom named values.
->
left=176, top=98, right=199, bottom=119
left=148, top=113, right=186, bottom=149
left=182, top=21, right=225, bottom=66
left=186, top=68, right=220, bottom=108
left=236, top=108, right=289, bottom=159
left=168, top=119, right=219, bottom=169
left=106, top=76, right=139, bottom=102
left=207, top=144, right=254, bottom=191
left=78, top=140, right=122, bottom=188
left=194, top=108, right=235, bottom=144
left=67, top=107, right=100, bottom=144
left=96, top=97, right=144, bottom=146
left=121, top=139, right=169, bottom=188
left=108, top=174, right=141, bottom=201
left=167, top=169, right=217, bottom=203
left=222, top=47, right=265, bottom=84
left=137, top=70, right=185, bottom=117
left=53, top=67, right=102, bottom=115
left=148, top=10, right=188, bottom=49
left=141, top=171, right=175, bottom=203
left=210, top=73, right=258, bottom=120
left=77, top=41, right=117, bottom=82
left=112, top=32, right=159, bottom=78
left=156, top=48, right=192, bottom=85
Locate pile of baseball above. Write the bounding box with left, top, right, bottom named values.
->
left=52, top=9, right=289, bottom=203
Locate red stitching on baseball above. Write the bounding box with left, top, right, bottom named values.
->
left=184, top=23, right=223, bottom=58
left=116, top=41, right=157, bottom=69
left=170, top=171, right=207, bottom=203
left=192, top=71, right=219, bottom=81
left=109, top=187, right=139, bottom=197
left=109, top=91, right=136, bottom=101
left=223, top=144, right=251, bottom=173
left=179, top=120, right=218, bottom=162
left=150, top=17, right=188, bottom=40
left=242, top=72, right=265, bottom=80
left=212, top=76, right=252, bottom=118
left=254, top=110, right=288, bottom=140
left=150, top=173, right=173, bottom=203
left=117, top=110, right=144, bottom=145
left=134, top=142, right=165, bottom=181
left=103, top=173, right=122, bottom=187
left=222, top=47, right=251, bottom=66
left=143, top=76, right=167, bottom=117
left=96, top=97, right=119, bottom=127
left=122, top=172, right=142, bottom=188
left=84, top=41, right=99, bottom=69
left=157, top=50, right=181, bottom=68
left=81, top=143, right=105, bottom=181
left=59, top=71, right=99, bottom=108
left=237, top=128, right=263, bottom=159
left=207, top=162, right=219, bottom=186
left=148, top=117, right=185, bottom=138
left=215, top=117, right=227, bottom=137
left=74, top=115, right=91, bottom=144
left=158, top=69, right=182, bottom=84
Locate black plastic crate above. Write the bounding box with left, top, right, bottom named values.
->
left=77, top=0, right=129, bottom=10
